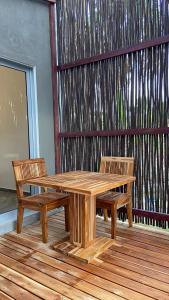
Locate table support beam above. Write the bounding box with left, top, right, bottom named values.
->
left=69, top=193, right=96, bottom=248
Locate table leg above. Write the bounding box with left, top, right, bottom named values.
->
left=69, top=193, right=96, bottom=248
left=53, top=192, right=115, bottom=263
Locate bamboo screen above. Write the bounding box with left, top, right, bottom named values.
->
left=61, top=135, right=169, bottom=224
left=59, top=44, right=169, bottom=224
left=57, top=0, right=169, bottom=226
left=57, top=0, right=169, bottom=64
left=59, top=45, right=169, bottom=131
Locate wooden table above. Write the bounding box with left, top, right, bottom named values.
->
left=27, top=171, right=135, bottom=262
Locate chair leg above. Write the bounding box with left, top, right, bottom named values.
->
left=17, top=206, right=24, bottom=233
left=64, top=205, right=70, bottom=232
left=127, top=199, right=133, bottom=227
left=111, top=204, right=117, bottom=239
left=41, top=206, right=48, bottom=243
left=103, top=208, right=108, bottom=222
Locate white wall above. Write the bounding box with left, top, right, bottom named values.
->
left=0, top=65, right=29, bottom=189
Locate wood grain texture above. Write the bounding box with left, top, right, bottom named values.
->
left=26, top=171, right=135, bottom=260
left=1, top=211, right=169, bottom=299
left=0, top=291, right=14, bottom=300
left=97, top=157, right=134, bottom=238
left=26, top=171, right=135, bottom=196
left=69, top=193, right=96, bottom=248
left=12, top=158, right=70, bottom=243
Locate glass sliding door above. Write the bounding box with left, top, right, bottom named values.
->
left=0, top=65, right=29, bottom=214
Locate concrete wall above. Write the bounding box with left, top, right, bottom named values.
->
left=0, top=0, right=55, bottom=175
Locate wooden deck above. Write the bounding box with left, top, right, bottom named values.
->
left=1, top=212, right=169, bottom=300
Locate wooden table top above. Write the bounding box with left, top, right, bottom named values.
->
left=26, top=171, right=136, bottom=196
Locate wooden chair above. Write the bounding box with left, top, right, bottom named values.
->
left=12, top=158, right=70, bottom=243
left=96, top=156, right=134, bottom=239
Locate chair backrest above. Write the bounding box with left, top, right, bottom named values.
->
left=99, top=156, right=134, bottom=193
left=99, top=156, right=134, bottom=175
left=12, top=158, right=47, bottom=198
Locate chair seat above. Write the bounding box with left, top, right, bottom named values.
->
left=96, top=191, right=129, bottom=208
left=20, top=192, right=69, bottom=207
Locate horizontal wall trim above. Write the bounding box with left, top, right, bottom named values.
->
left=59, top=127, right=169, bottom=138
left=57, top=35, right=169, bottom=71
left=133, top=209, right=169, bottom=222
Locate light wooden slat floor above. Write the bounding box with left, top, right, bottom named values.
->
left=0, top=212, right=169, bottom=300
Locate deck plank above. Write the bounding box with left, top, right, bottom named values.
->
left=98, top=252, right=169, bottom=283
left=0, top=275, right=41, bottom=300
left=0, top=254, right=97, bottom=300
left=92, top=257, right=169, bottom=293
left=0, top=291, right=14, bottom=300
left=1, top=212, right=169, bottom=299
